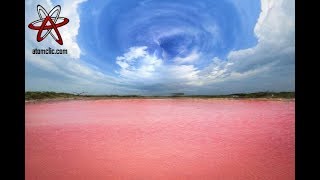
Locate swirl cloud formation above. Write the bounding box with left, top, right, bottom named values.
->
left=26, top=0, right=294, bottom=95
left=80, top=0, right=259, bottom=66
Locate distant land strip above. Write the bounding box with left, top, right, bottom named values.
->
left=25, top=91, right=295, bottom=101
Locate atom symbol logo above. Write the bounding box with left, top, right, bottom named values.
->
left=28, top=5, right=69, bottom=45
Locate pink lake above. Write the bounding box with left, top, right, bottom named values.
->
left=26, top=99, right=295, bottom=180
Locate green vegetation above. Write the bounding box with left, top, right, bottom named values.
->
left=25, top=91, right=142, bottom=100
left=25, top=91, right=294, bottom=101
left=25, top=91, right=78, bottom=100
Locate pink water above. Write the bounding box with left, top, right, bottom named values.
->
left=26, top=99, right=295, bottom=180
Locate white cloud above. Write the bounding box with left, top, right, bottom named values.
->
left=117, top=46, right=149, bottom=61
left=165, top=65, right=200, bottom=85
left=226, top=0, right=294, bottom=74
left=195, top=0, right=295, bottom=91
left=116, top=46, right=163, bottom=80
left=115, top=46, right=200, bottom=86
left=173, top=51, right=200, bottom=64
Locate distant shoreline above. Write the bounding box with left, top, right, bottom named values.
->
left=25, top=97, right=295, bottom=104
left=25, top=91, right=295, bottom=103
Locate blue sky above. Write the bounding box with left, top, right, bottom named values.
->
left=25, top=0, right=295, bottom=95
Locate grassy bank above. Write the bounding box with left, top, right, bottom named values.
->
left=25, top=91, right=295, bottom=101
